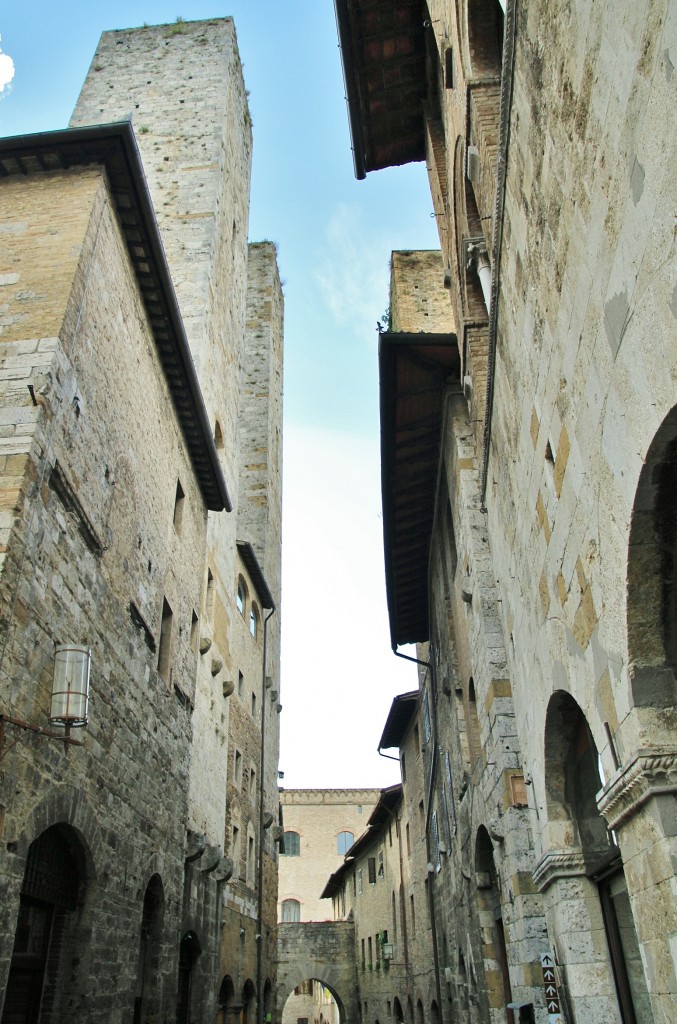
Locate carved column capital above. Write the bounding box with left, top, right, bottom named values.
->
left=597, top=746, right=677, bottom=831
left=532, top=848, right=587, bottom=893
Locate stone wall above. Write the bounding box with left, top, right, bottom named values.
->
left=276, top=922, right=360, bottom=1024
left=371, top=2, right=677, bottom=1022
left=0, top=166, right=206, bottom=1022
left=1, top=16, right=285, bottom=1024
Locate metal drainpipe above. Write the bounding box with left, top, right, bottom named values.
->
left=479, top=0, right=518, bottom=511
left=256, top=603, right=276, bottom=1024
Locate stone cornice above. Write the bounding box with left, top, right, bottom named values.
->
left=597, top=747, right=677, bottom=831
left=532, top=848, right=587, bottom=893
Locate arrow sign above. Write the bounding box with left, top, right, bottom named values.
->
left=540, top=951, right=561, bottom=1014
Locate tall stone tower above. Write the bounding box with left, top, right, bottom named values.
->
left=0, top=18, right=283, bottom=1024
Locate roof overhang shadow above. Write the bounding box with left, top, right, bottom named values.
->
left=334, top=0, right=427, bottom=178
left=379, top=332, right=459, bottom=649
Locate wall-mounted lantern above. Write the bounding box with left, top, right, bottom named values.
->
left=50, top=644, right=91, bottom=727
left=0, top=643, right=91, bottom=761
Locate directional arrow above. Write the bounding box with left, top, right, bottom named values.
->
left=547, top=1000, right=560, bottom=1012
left=543, top=968, right=555, bottom=982
left=541, top=953, right=553, bottom=965
left=545, top=985, right=558, bottom=997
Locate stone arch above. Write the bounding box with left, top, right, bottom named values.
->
left=430, top=998, right=440, bottom=1024
left=276, top=922, right=359, bottom=1024
left=177, top=929, right=202, bottom=1024
left=133, top=872, right=165, bottom=1024
left=543, top=690, right=611, bottom=860
left=217, top=974, right=236, bottom=1024
left=539, top=691, right=653, bottom=1023
left=2, top=822, right=94, bottom=1023
left=627, top=403, right=677, bottom=710
left=393, top=996, right=404, bottom=1023
left=474, top=826, right=513, bottom=1019
left=241, top=978, right=256, bottom=1024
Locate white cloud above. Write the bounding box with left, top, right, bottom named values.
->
left=315, top=202, right=390, bottom=339
left=0, top=36, right=15, bottom=95
left=279, top=422, right=417, bottom=790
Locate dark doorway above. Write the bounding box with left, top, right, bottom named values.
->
left=2, top=825, right=83, bottom=1024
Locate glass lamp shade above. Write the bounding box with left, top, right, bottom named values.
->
left=49, top=644, right=91, bottom=726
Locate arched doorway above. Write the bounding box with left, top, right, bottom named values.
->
left=539, top=692, right=652, bottom=1023
left=177, top=930, right=202, bottom=1024
left=133, top=874, right=165, bottom=1024
left=393, top=996, right=404, bottom=1023
left=2, top=823, right=88, bottom=1024
left=217, top=975, right=235, bottom=1024
left=241, top=979, right=256, bottom=1024
left=281, top=978, right=342, bottom=1024
left=475, top=826, right=513, bottom=1023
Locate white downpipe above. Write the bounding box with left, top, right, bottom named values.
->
left=477, top=258, right=492, bottom=316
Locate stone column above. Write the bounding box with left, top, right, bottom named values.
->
left=598, top=747, right=677, bottom=1024
left=533, top=848, right=621, bottom=1023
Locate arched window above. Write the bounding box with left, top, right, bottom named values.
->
left=237, top=576, right=246, bottom=616
left=250, top=603, right=259, bottom=638
left=281, top=831, right=300, bottom=856
left=280, top=898, right=301, bottom=922
left=214, top=419, right=225, bottom=450
left=337, top=831, right=354, bottom=855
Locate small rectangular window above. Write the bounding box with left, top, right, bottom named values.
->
left=444, top=46, right=454, bottom=88
left=232, top=825, right=240, bottom=870
left=368, top=936, right=373, bottom=967
left=190, top=610, right=199, bottom=654
left=247, top=835, right=255, bottom=882
left=173, top=479, right=185, bottom=534
left=251, top=691, right=257, bottom=717
left=206, top=568, right=215, bottom=622
left=157, top=598, right=173, bottom=682
left=378, top=851, right=384, bottom=877
left=234, top=750, right=242, bottom=787
left=249, top=766, right=257, bottom=800
left=238, top=671, right=244, bottom=698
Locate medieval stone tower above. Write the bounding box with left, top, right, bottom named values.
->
left=0, top=18, right=283, bottom=1024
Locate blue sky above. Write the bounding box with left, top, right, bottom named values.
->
left=0, top=2, right=440, bottom=787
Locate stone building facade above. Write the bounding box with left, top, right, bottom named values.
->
left=0, top=18, right=283, bottom=1024
left=277, top=790, right=379, bottom=1024
left=335, top=2, right=676, bottom=1024
left=278, top=789, right=380, bottom=923
left=322, top=710, right=438, bottom=1024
